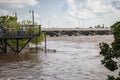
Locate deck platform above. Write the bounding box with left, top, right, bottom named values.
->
left=0, top=24, right=41, bottom=53
left=2, top=34, right=40, bottom=39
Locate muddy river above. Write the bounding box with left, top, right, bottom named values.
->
left=0, top=35, right=114, bottom=80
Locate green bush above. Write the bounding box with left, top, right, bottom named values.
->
left=100, top=21, right=120, bottom=80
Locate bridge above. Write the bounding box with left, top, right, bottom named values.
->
left=41, top=28, right=111, bottom=37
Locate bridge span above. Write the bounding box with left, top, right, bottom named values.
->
left=41, top=28, right=111, bottom=37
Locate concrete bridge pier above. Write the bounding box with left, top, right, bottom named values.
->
left=58, top=31, right=62, bottom=37
left=76, top=32, right=81, bottom=36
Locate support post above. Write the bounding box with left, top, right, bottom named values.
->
left=6, top=38, right=32, bottom=53
left=45, top=33, right=47, bottom=53
left=4, top=39, right=7, bottom=53
left=5, top=41, right=16, bottom=52
left=16, top=39, right=19, bottom=53
left=19, top=38, right=31, bottom=52
left=36, top=38, right=38, bottom=53
left=0, top=39, right=5, bottom=53
left=39, top=25, right=41, bottom=35
left=0, top=39, right=4, bottom=50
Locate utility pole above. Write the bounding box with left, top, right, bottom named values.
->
left=13, top=12, right=17, bottom=22
left=29, top=9, right=34, bottom=32
left=40, top=19, right=41, bottom=25
left=45, top=33, right=47, bottom=53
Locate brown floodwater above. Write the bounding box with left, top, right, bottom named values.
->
left=0, top=35, right=114, bottom=80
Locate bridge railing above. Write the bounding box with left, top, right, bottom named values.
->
left=41, top=28, right=111, bottom=31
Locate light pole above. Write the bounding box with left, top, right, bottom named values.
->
left=29, top=9, right=34, bottom=32
left=12, top=12, right=17, bottom=22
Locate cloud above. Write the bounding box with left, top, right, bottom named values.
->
left=112, top=0, right=120, bottom=10
left=34, top=13, right=41, bottom=19
left=66, top=0, right=120, bottom=27
left=0, top=9, right=10, bottom=16
left=53, top=14, right=57, bottom=19
left=32, top=13, right=41, bottom=24
left=66, top=0, right=115, bottom=19
left=0, top=0, right=38, bottom=8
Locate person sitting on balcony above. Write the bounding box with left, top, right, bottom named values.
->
left=10, top=28, right=15, bottom=34
left=21, top=26, right=25, bottom=33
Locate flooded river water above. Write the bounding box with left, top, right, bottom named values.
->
left=0, top=35, right=114, bottom=80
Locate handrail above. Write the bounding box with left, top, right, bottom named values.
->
left=0, top=24, right=41, bottom=37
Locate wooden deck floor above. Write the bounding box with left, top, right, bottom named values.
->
left=1, top=33, right=40, bottom=39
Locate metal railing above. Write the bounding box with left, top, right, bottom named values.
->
left=0, top=24, right=41, bottom=37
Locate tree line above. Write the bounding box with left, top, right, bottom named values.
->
left=0, top=15, right=44, bottom=51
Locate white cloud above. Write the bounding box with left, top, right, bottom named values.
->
left=0, top=0, right=38, bottom=8
left=87, top=0, right=116, bottom=14
left=34, top=13, right=41, bottom=19
left=0, top=9, right=10, bottom=16
left=67, top=0, right=77, bottom=12
left=34, top=13, right=41, bottom=24
left=53, top=14, right=57, bottom=19
left=36, top=5, right=40, bottom=8
left=66, top=0, right=120, bottom=27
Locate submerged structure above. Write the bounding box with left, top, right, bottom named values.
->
left=0, top=24, right=41, bottom=53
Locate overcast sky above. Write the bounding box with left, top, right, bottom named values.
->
left=0, top=0, right=120, bottom=28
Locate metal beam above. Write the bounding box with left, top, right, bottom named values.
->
left=5, top=40, right=16, bottom=52
left=19, top=38, right=31, bottom=52
left=16, top=39, right=19, bottom=52
left=5, top=38, right=32, bottom=53
left=4, top=39, right=7, bottom=53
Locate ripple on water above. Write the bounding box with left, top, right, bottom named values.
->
left=0, top=38, right=112, bottom=80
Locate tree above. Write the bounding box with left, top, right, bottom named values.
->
left=18, top=20, right=32, bottom=25
left=99, top=21, right=120, bottom=80
left=0, top=15, right=17, bottom=25
left=0, top=15, right=44, bottom=53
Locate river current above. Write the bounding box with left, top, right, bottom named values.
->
left=0, top=35, right=114, bottom=80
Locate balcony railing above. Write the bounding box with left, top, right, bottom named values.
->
left=0, top=24, right=41, bottom=39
